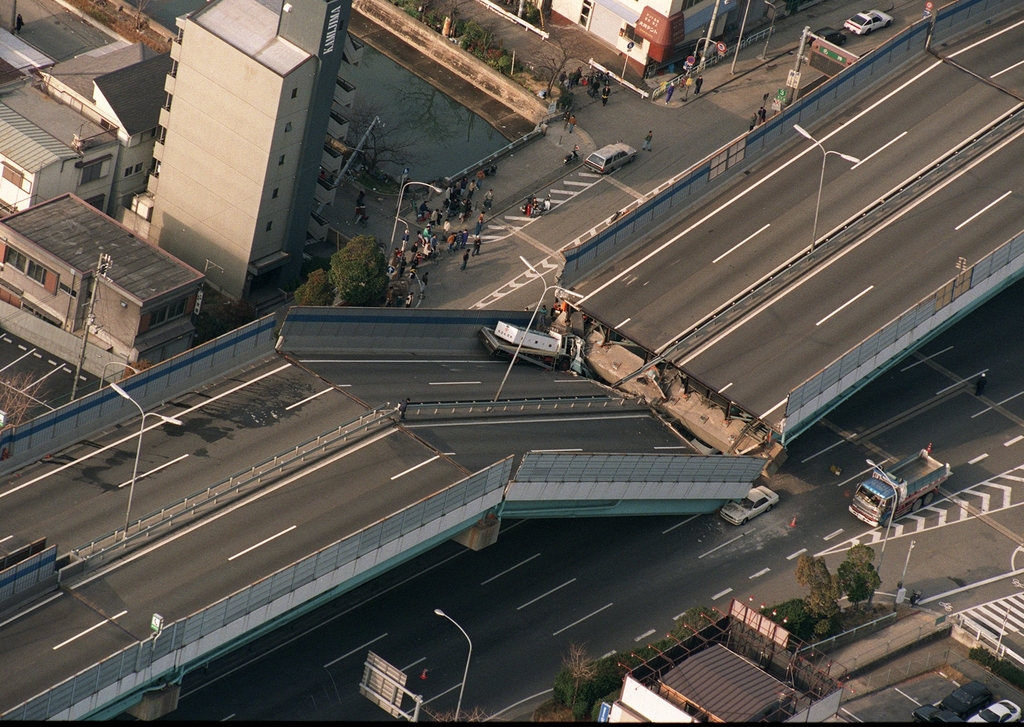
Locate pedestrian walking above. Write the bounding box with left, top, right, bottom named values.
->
left=15, top=14, right=23, bottom=34
left=474, top=212, right=484, bottom=236
left=405, top=292, right=414, bottom=308
left=467, top=178, right=477, bottom=199
left=398, top=398, right=409, bottom=420
left=758, top=105, right=767, bottom=124
left=749, top=113, right=758, bottom=131
left=472, top=237, right=481, bottom=256
left=459, top=228, right=469, bottom=248
left=664, top=82, right=675, bottom=104
left=567, top=114, right=576, bottom=133
left=694, top=74, right=703, bottom=94
left=421, top=271, right=428, bottom=287
left=642, top=130, right=653, bottom=152
left=601, top=85, right=610, bottom=106
left=975, top=373, right=988, bottom=396
left=443, top=218, right=451, bottom=235
left=459, top=176, right=468, bottom=194
left=483, top=188, right=493, bottom=211
left=461, top=250, right=469, bottom=270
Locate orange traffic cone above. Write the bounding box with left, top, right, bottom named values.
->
left=420, top=669, right=428, bottom=680
left=789, top=516, right=797, bottom=528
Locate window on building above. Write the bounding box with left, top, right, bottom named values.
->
left=59, top=281, right=77, bottom=298
left=291, top=87, right=298, bottom=98
left=175, top=27, right=184, bottom=43
left=4, top=248, right=47, bottom=287
left=5, top=247, right=27, bottom=273
left=149, top=299, right=186, bottom=327
left=80, top=159, right=107, bottom=184
left=157, top=125, right=167, bottom=144
left=279, top=154, right=286, bottom=165
left=2, top=163, right=29, bottom=192
left=169, top=59, right=178, bottom=78
left=163, top=92, right=173, bottom=111
left=84, top=194, right=105, bottom=210
left=266, top=220, right=273, bottom=231
left=272, top=188, right=279, bottom=199
left=134, top=162, right=143, bottom=173
left=578, top=0, right=593, bottom=27
left=285, top=122, right=292, bottom=132
left=124, top=167, right=134, bottom=178
left=620, top=24, right=636, bottom=41
left=26, top=259, right=46, bottom=285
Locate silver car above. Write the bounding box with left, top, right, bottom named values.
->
left=719, top=485, right=780, bottom=525
left=584, top=143, right=637, bottom=174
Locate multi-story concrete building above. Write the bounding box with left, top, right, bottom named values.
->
left=142, top=0, right=352, bottom=302
left=41, top=43, right=171, bottom=217
left=550, top=0, right=741, bottom=76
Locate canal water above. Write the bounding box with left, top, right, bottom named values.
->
left=143, top=0, right=506, bottom=181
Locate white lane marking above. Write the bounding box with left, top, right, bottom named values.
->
left=616, top=317, right=631, bottom=328
left=552, top=603, right=614, bottom=636
left=228, top=525, right=296, bottom=561
left=955, top=190, right=1013, bottom=230
left=117, top=454, right=189, bottom=488
left=0, top=362, right=293, bottom=501
left=901, top=345, right=954, bottom=371
left=532, top=448, right=583, bottom=453
left=481, top=553, right=542, bottom=585
left=816, top=286, right=874, bottom=326
left=712, top=223, right=771, bottom=264
left=823, top=528, right=844, bottom=541
left=787, top=548, right=808, bottom=560
left=761, top=398, right=788, bottom=420
left=0, top=346, right=38, bottom=373
left=489, top=689, right=555, bottom=721
left=577, top=60, right=948, bottom=307
left=74, top=429, right=398, bottom=588
left=220, top=714, right=235, bottom=721
left=937, top=368, right=988, bottom=395
left=992, top=58, right=1024, bottom=78
left=802, top=439, right=845, bottom=463
left=324, top=633, right=388, bottom=667
left=850, top=131, right=908, bottom=170
left=719, top=382, right=733, bottom=393
left=285, top=386, right=340, bottom=411
left=662, top=515, right=699, bottom=533
left=972, top=390, right=1024, bottom=418
left=0, top=534, right=11, bottom=544
left=53, top=610, right=128, bottom=650
left=0, top=592, right=62, bottom=630
left=968, top=453, right=989, bottom=465
left=404, top=413, right=652, bottom=429
left=698, top=533, right=745, bottom=559
left=894, top=687, right=921, bottom=705
left=841, top=706, right=865, bottom=722
left=401, top=656, right=426, bottom=672
left=391, top=455, right=440, bottom=480
left=749, top=568, right=770, bottom=579
left=563, top=180, right=592, bottom=187
left=423, top=683, right=462, bottom=705
left=428, top=381, right=482, bottom=385
left=1005, top=436, right=1024, bottom=447
left=712, top=587, right=734, bottom=601
left=520, top=577, right=577, bottom=610
left=634, top=628, right=656, bottom=642
left=922, top=567, right=1024, bottom=606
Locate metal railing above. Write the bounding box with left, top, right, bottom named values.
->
left=405, top=395, right=621, bottom=416
left=72, top=404, right=393, bottom=560
left=650, top=26, right=775, bottom=100
left=958, top=613, right=1024, bottom=667
left=801, top=612, right=897, bottom=653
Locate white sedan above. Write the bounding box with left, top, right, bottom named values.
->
left=844, top=10, right=893, bottom=35
left=720, top=486, right=779, bottom=525
left=969, top=700, right=1022, bottom=723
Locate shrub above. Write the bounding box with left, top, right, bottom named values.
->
left=293, top=269, right=335, bottom=306
left=671, top=605, right=717, bottom=640
left=763, top=598, right=814, bottom=641
left=329, top=235, right=387, bottom=306
left=970, top=647, right=1024, bottom=690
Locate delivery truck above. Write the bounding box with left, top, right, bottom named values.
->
left=849, top=446, right=952, bottom=527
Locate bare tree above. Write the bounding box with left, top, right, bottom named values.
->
left=534, top=28, right=591, bottom=98
left=0, top=371, right=45, bottom=429
left=423, top=705, right=489, bottom=722
left=135, top=0, right=154, bottom=29
left=345, top=102, right=423, bottom=180
left=562, top=642, right=597, bottom=714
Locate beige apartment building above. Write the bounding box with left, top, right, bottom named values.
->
left=143, top=0, right=351, bottom=302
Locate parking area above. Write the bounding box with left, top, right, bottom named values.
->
left=0, top=329, right=97, bottom=423
left=841, top=671, right=960, bottom=722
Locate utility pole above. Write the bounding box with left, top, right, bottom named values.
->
left=697, top=0, right=724, bottom=72
left=71, top=253, right=112, bottom=402
left=789, top=26, right=810, bottom=103
left=731, top=0, right=753, bottom=74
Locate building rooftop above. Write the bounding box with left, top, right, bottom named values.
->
left=0, top=26, right=53, bottom=71
left=94, top=53, right=173, bottom=136
left=1, top=194, right=202, bottom=302
left=46, top=43, right=155, bottom=100
left=194, top=0, right=310, bottom=76
left=0, top=82, right=114, bottom=171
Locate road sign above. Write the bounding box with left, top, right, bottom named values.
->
left=598, top=702, right=612, bottom=722
left=924, top=1, right=933, bottom=17
left=716, top=41, right=727, bottom=56
left=626, top=41, right=634, bottom=51
left=786, top=69, right=801, bottom=89
left=684, top=55, right=695, bottom=70
left=150, top=613, right=164, bottom=633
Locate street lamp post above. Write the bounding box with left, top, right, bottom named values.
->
left=759, top=1, right=777, bottom=60
left=865, top=458, right=901, bottom=606
left=434, top=608, right=472, bottom=720
left=391, top=181, right=441, bottom=252
left=110, top=383, right=182, bottom=540
left=793, top=124, right=860, bottom=253
left=101, top=362, right=138, bottom=389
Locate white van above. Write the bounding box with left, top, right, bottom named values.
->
left=583, top=143, right=637, bottom=174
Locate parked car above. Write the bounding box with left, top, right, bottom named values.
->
left=914, top=704, right=966, bottom=722
left=719, top=485, right=779, bottom=525
left=583, top=143, right=637, bottom=174
left=815, top=27, right=847, bottom=46
left=941, top=682, right=993, bottom=718
left=969, top=700, right=1022, bottom=723
left=844, top=9, right=893, bottom=35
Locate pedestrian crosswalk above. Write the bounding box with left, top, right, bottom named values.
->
left=958, top=592, right=1024, bottom=640
left=816, top=465, right=1023, bottom=557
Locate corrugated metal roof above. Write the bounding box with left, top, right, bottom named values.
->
left=0, top=103, right=74, bottom=173
left=1, top=194, right=202, bottom=302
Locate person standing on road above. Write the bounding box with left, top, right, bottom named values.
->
left=483, top=188, right=493, bottom=211
left=567, top=114, right=576, bottom=133
left=601, top=84, right=610, bottom=106
left=15, top=14, right=23, bottom=34
left=664, top=82, right=675, bottom=104
left=642, top=130, right=653, bottom=152
left=472, top=237, right=481, bottom=256
left=758, top=106, right=767, bottom=125
left=474, top=211, right=485, bottom=236
left=975, top=373, right=988, bottom=396
left=694, top=74, right=704, bottom=94
left=398, top=398, right=409, bottom=420
left=461, top=250, right=470, bottom=270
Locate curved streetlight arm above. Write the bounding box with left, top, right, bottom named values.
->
left=391, top=181, right=442, bottom=253
left=793, top=125, right=861, bottom=252
left=434, top=608, right=472, bottom=719
left=102, top=362, right=138, bottom=389
left=494, top=257, right=557, bottom=402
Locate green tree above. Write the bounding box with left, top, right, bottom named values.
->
left=293, top=268, right=335, bottom=306
left=795, top=553, right=841, bottom=620
left=329, top=235, right=387, bottom=306
left=837, top=544, right=881, bottom=609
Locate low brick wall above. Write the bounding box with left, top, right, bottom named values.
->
left=352, top=0, right=546, bottom=128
